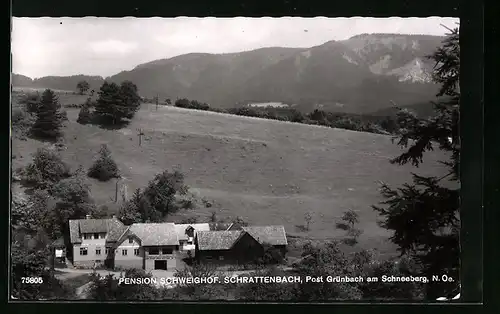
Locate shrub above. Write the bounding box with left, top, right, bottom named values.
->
left=12, top=108, right=36, bottom=137
left=77, top=105, right=93, bottom=125
left=174, top=98, right=210, bottom=110
left=119, top=170, right=190, bottom=224
left=257, top=244, right=286, bottom=265
left=23, top=148, right=71, bottom=188
left=19, top=92, right=41, bottom=114
left=232, top=216, right=248, bottom=227
left=88, top=144, right=119, bottom=181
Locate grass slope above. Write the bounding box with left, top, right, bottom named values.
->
left=11, top=92, right=448, bottom=257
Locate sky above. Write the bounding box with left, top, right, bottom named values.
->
left=11, top=17, right=459, bottom=78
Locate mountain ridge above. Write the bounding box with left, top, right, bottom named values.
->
left=12, top=33, right=445, bottom=114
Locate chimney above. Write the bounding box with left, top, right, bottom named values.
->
left=85, top=214, right=91, bottom=219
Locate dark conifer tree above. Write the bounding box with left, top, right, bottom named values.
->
left=94, top=82, right=122, bottom=125
left=94, top=81, right=141, bottom=125
left=30, top=89, right=64, bottom=140
left=119, top=80, right=141, bottom=118
left=372, top=26, right=460, bottom=299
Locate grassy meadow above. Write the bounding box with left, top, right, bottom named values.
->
left=11, top=90, right=449, bottom=258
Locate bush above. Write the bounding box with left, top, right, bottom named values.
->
left=77, top=104, right=93, bottom=125
left=23, top=148, right=71, bottom=188
left=88, top=145, right=119, bottom=181
left=19, top=92, right=41, bottom=114
left=258, top=244, right=286, bottom=265
left=12, top=108, right=36, bottom=137
left=174, top=98, right=210, bottom=110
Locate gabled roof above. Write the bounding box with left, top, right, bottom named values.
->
left=196, top=225, right=288, bottom=251
left=241, top=225, right=288, bottom=246
left=128, top=223, right=178, bottom=246
left=69, top=217, right=126, bottom=244
left=175, top=223, right=210, bottom=241
left=113, top=226, right=144, bottom=248
left=196, top=230, right=244, bottom=250
left=107, top=218, right=128, bottom=242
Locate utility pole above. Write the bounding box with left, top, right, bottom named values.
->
left=137, top=128, right=144, bottom=146
left=115, top=177, right=121, bottom=203
left=156, top=94, right=159, bottom=111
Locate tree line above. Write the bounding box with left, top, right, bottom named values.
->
left=172, top=98, right=402, bottom=135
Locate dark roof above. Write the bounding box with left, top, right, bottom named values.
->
left=128, top=223, right=178, bottom=246
left=107, top=219, right=128, bottom=242
left=79, top=219, right=109, bottom=233
left=196, top=230, right=243, bottom=250
left=68, top=218, right=126, bottom=244
left=242, top=226, right=288, bottom=246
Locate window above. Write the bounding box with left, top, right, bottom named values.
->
left=100, top=233, right=106, bottom=239
left=134, top=249, right=140, bottom=256
left=80, top=247, right=88, bottom=255
left=96, top=248, right=101, bottom=255
left=205, top=256, right=212, bottom=260
left=219, top=256, right=224, bottom=261
left=122, top=249, right=128, bottom=256
left=128, top=238, right=134, bottom=244
left=105, top=248, right=112, bottom=255
left=148, top=248, right=159, bottom=255
left=83, top=234, right=91, bottom=240
left=94, top=233, right=100, bottom=239
left=161, top=248, right=173, bottom=255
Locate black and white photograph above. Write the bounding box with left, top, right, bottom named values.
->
left=10, top=16, right=461, bottom=301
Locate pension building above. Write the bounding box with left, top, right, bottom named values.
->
left=68, top=216, right=287, bottom=271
